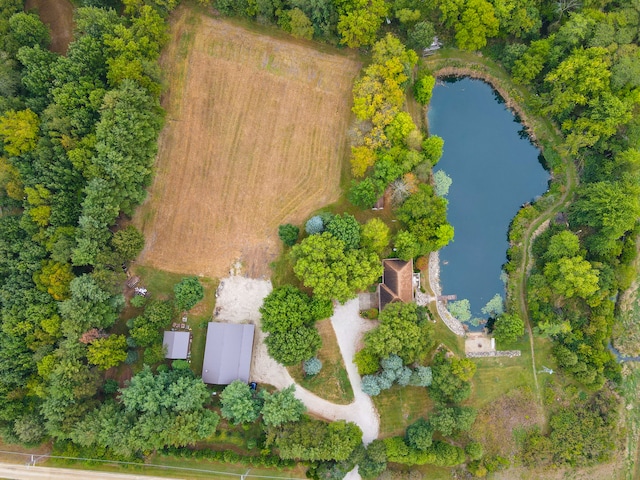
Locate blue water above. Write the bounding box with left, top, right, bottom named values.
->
left=428, top=78, right=549, bottom=321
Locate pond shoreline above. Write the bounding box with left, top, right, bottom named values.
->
left=428, top=66, right=539, bottom=146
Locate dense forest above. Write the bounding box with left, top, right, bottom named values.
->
left=0, top=0, right=638, bottom=478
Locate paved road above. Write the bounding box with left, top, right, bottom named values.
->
left=0, top=462, right=180, bottom=480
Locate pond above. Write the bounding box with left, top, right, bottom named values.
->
left=427, top=77, right=549, bottom=325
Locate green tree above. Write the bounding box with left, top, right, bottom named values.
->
left=278, top=223, right=300, bottom=247
left=394, top=230, right=420, bottom=261
left=336, top=0, right=387, bottom=48
left=348, top=178, right=382, bottom=209
left=111, top=225, right=145, bottom=262
left=413, top=74, right=436, bottom=105
left=325, top=213, right=361, bottom=250
left=406, top=418, right=434, bottom=450
left=422, top=135, right=444, bottom=165
left=439, top=0, right=499, bottom=51
left=8, top=12, right=50, bottom=50
left=292, top=232, right=382, bottom=302
left=261, top=385, right=305, bottom=426
left=429, top=354, right=472, bottom=404
left=407, top=21, right=435, bottom=52
left=450, top=358, right=477, bottom=382
left=289, top=8, right=314, bottom=39
left=174, top=276, right=204, bottom=311
left=362, top=302, right=434, bottom=364
left=220, top=380, right=261, bottom=425
left=260, top=285, right=314, bottom=332
left=87, top=334, right=128, bottom=370
left=272, top=417, right=362, bottom=461
left=396, top=184, right=454, bottom=255
left=430, top=406, right=477, bottom=436
left=492, top=313, right=525, bottom=344
left=33, top=260, right=74, bottom=301
left=544, top=256, right=600, bottom=301
left=360, top=218, right=390, bottom=254
left=265, top=325, right=322, bottom=365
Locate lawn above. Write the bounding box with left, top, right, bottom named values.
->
left=134, top=5, right=361, bottom=279
left=373, top=385, right=434, bottom=438
left=130, top=265, right=218, bottom=375
left=288, top=319, right=354, bottom=404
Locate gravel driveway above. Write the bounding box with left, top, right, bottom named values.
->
left=215, top=277, right=380, bottom=444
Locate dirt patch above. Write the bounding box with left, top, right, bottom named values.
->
left=24, top=0, right=74, bottom=55
left=465, top=332, right=494, bottom=354
left=134, top=7, right=361, bottom=279
left=470, top=386, right=543, bottom=458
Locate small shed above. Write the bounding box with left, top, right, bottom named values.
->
left=126, top=276, right=140, bottom=288
left=163, top=331, right=191, bottom=359
left=202, top=323, right=255, bottom=385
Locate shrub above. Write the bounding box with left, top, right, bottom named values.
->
left=130, top=295, right=147, bottom=308
left=103, top=379, right=119, bottom=395
left=303, top=357, right=323, bottom=376
left=348, top=178, right=382, bottom=209
left=124, top=349, right=138, bottom=365
left=278, top=224, right=299, bottom=246
left=465, top=441, right=483, bottom=460
left=355, top=349, right=380, bottom=375
left=409, top=366, right=432, bottom=387
left=397, top=367, right=413, bottom=386
left=174, top=276, right=204, bottom=311
left=362, top=375, right=381, bottom=396
left=305, top=215, right=324, bottom=235
left=325, top=213, right=361, bottom=250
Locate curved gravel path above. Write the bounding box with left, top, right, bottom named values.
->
left=216, top=278, right=380, bottom=445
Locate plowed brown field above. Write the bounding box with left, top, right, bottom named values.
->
left=134, top=7, right=360, bottom=278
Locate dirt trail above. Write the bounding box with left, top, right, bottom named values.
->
left=24, top=0, right=74, bottom=55
left=426, top=59, right=579, bottom=403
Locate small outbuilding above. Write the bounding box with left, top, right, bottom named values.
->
left=202, top=322, right=255, bottom=385
left=163, top=331, right=191, bottom=359
left=378, top=258, right=415, bottom=311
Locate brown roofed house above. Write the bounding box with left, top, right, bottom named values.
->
left=378, top=259, right=414, bottom=311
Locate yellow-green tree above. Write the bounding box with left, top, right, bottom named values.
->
left=33, top=261, right=75, bottom=301
left=87, top=334, right=128, bottom=370
left=350, top=146, right=376, bottom=177
left=0, top=109, right=39, bottom=156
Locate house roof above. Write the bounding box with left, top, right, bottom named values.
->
left=163, top=331, right=190, bottom=359
left=379, top=259, right=414, bottom=310
left=202, top=322, right=255, bottom=385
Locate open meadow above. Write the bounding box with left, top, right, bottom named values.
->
left=134, top=7, right=361, bottom=278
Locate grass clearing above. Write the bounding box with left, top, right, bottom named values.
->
left=134, top=5, right=361, bottom=279
left=288, top=319, right=354, bottom=404
left=130, top=265, right=218, bottom=375
left=373, top=385, right=433, bottom=437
